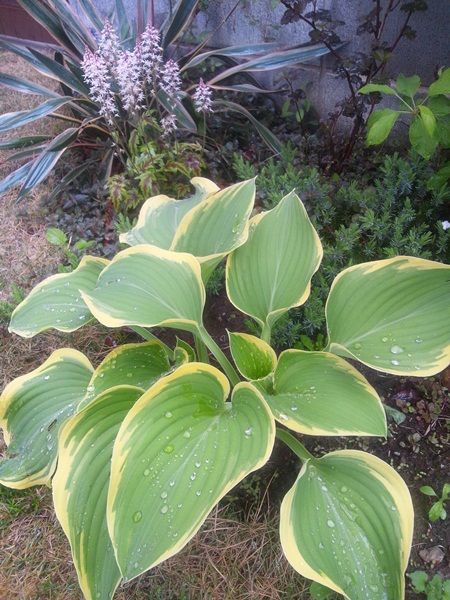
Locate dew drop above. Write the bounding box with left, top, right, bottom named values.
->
left=353, top=342, right=362, bottom=350
left=279, top=413, right=288, bottom=421
left=164, top=444, right=174, bottom=454
left=390, top=359, right=400, bottom=366
left=190, top=473, right=197, bottom=481
left=143, top=469, right=150, bottom=477
left=415, top=337, right=423, bottom=343
left=132, top=511, right=142, bottom=523
left=327, top=520, right=335, bottom=528
left=160, top=491, right=168, bottom=499
left=196, top=490, right=202, bottom=496
left=381, top=336, right=388, bottom=343
left=160, top=505, right=169, bottom=514
left=44, top=375, right=50, bottom=381
left=291, top=405, right=298, bottom=412
left=183, top=430, right=191, bottom=439
left=244, top=427, right=253, bottom=437
left=165, top=411, right=173, bottom=419
left=390, top=345, right=404, bottom=355
left=340, top=486, right=348, bottom=493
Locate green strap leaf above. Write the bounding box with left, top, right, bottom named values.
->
left=107, top=364, right=275, bottom=581
left=260, top=350, right=386, bottom=436
left=53, top=386, right=143, bottom=600
left=429, top=67, right=450, bottom=96
left=326, top=256, right=450, bottom=376
left=0, top=96, right=72, bottom=133
left=226, top=192, right=323, bottom=336
left=161, top=0, right=201, bottom=48
left=0, top=72, right=59, bottom=97
left=228, top=332, right=277, bottom=380
left=0, top=349, right=93, bottom=489
left=280, top=450, right=414, bottom=599
left=171, top=179, right=256, bottom=280
left=78, top=341, right=171, bottom=410
left=366, top=109, right=400, bottom=145
left=82, top=246, right=205, bottom=334
left=9, top=256, right=109, bottom=338
left=119, top=177, right=219, bottom=248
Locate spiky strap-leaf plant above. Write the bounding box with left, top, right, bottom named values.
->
left=2, top=176, right=449, bottom=599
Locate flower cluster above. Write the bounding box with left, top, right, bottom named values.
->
left=82, top=21, right=213, bottom=135
left=193, top=78, right=213, bottom=113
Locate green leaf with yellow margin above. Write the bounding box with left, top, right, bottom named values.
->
left=53, top=385, right=144, bottom=600
left=107, top=363, right=275, bottom=581
left=78, top=341, right=171, bottom=410
left=280, top=450, right=413, bottom=599
left=228, top=331, right=277, bottom=380
left=171, top=179, right=256, bottom=280
left=259, top=350, right=386, bottom=436
left=81, top=246, right=205, bottom=335
left=326, top=256, right=450, bottom=376
left=119, top=177, right=219, bottom=248
left=9, top=256, right=108, bottom=337
left=0, top=349, right=93, bottom=489
left=226, top=192, right=323, bottom=337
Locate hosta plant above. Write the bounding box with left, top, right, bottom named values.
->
left=2, top=176, right=450, bottom=600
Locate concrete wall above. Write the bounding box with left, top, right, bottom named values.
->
left=91, top=0, right=450, bottom=120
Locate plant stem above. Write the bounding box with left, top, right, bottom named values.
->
left=261, top=323, right=271, bottom=344
left=130, top=326, right=174, bottom=358
left=194, top=334, right=210, bottom=364
left=276, top=429, right=314, bottom=462
left=198, top=325, right=240, bottom=386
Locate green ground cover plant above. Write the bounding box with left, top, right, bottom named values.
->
left=1, top=176, right=449, bottom=600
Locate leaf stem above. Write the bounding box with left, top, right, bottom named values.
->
left=261, top=323, right=271, bottom=344
left=276, top=428, right=314, bottom=462
left=130, top=326, right=174, bottom=359
left=198, top=325, right=240, bottom=386
left=194, top=334, right=210, bottom=364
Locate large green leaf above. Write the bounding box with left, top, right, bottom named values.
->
left=326, top=257, right=450, bottom=376
left=228, top=332, right=277, bottom=380
left=9, top=256, right=108, bottom=338
left=0, top=96, right=72, bottom=133
left=171, top=179, right=256, bottom=279
left=0, top=349, right=93, bottom=489
left=107, top=363, right=275, bottom=581
left=226, top=192, right=323, bottom=338
left=358, top=83, right=396, bottom=96
left=409, top=108, right=438, bottom=159
left=82, top=246, right=205, bottom=334
left=366, top=109, right=400, bottom=145
left=78, top=341, right=171, bottom=410
left=53, top=385, right=143, bottom=600
left=429, top=67, right=450, bottom=96
left=280, top=450, right=414, bottom=599
left=259, top=350, right=386, bottom=436
left=120, top=177, right=219, bottom=248
left=395, top=74, right=420, bottom=98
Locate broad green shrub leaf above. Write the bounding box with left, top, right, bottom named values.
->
left=280, top=450, right=413, bottom=599
left=428, top=95, right=450, bottom=117
left=366, top=109, right=400, bottom=145
left=260, top=350, right=386, bottom=436
left=78, top=341, right=171, bottom=410
left=9, top=256, right=108, bottom=337
left=0, top=349, right=93, bottom=488
left=358, top=83, right=396, bottom=96
left=119, top=177, right=219, bottom=248
left=82, top=246, right=205, bottom=334
left=53, top=385, right=143, bottom=600
left=409, top=107, right=439, bottom=158
left=227, top=192, right=322, bottom=334
left=228, top=332, right=277, bottom=380
left=429, top=67, right=450, bottom=96
left=107, top=364, right=275, bottom=581
left=171, top=179, right=256, bottom=280
left=326, top=257, right=450, bottom=376
left=395, top=74, right=420, bottom=97
left=46, top=226, right=68, bottom=246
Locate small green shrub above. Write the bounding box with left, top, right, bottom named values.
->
left=408, top=571, right=450, bottom=599
left=420, top=483, right=450, bottom=522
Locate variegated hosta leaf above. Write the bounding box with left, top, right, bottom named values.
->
left=226, top=192, right=323, bottom=336
left=119, top=177, right=219, bottom=248
left=171, top=179, right=256, bottom=280
left=9, top=256, right=108, bottom=337
left=107, top=364, right=275, bottom=581
left=78, top=341, right=171, bottom=411
left=53, top=385, right=144, bottom=600
left=326, top=257, right=450, bottom=376
left=280, top=450, right=414, bottom=600
left=0, top=349, right=93, bottom=488
left=228, top=331, right=277, bottom=380
left=81, top=246, right=205, bottom=334
left=259, top=350, right=386, bottom=436
left=175, top=337, right=197, bottom=362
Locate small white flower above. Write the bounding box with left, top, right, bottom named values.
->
left=442, top=220, right=450, bottom=231
left=193, top=78, right=213, bottom=113
left=97, top=19, right=121, bottom=71
left=160, top=59, right=181, bottom=104
left=161, top=113, right=177, bottom=136
left=116, top=48, right=144, bottom=114
left=82, top=47, right=117, bottom=124
left=140, top=25, right=163, bottom=85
